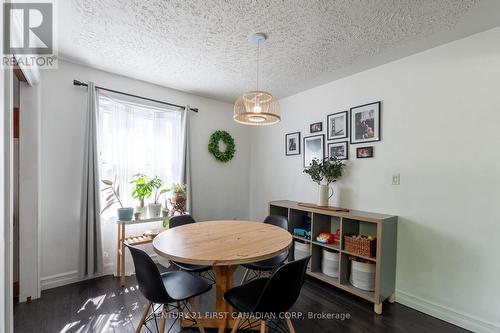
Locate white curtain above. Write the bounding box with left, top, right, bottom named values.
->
left=97, top=91, right=183, bottom=275
left=80, top=82, right=103, bottom=277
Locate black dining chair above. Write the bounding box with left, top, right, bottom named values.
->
left=168, top=215, right=215, bottom=283
left=240, top=215, right=289, bottom=284
left=224, top=256, right=311, bottom=333
left=126, top=244, right=211, bottom=333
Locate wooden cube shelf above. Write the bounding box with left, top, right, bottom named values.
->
left=269, top=200, right=398, bottom=314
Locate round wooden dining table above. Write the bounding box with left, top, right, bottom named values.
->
left=153, top=220, right=292, bottom=333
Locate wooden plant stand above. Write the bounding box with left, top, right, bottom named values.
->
left=116, top=217, right=167, bottom=287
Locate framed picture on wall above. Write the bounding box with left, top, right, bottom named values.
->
left=310, top=122, right=323, bottom=133
left=285, top=132, right=301, bottom=156
left=356, top=146, right=374, bottom=158
left=327, top=111, right=348, bottom=140
left=328, top=141, right=348, bottom=160
left=350, top=101, right=381, bottom=144
left=303, top=134, right=324, bottom=167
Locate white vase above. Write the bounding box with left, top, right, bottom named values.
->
left=148, top=203, right=162, bottom=218
left=318, top=184, right=333, bottom=207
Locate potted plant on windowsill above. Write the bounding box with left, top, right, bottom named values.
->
left=130, top=173, right=153, bottom=218
left=303, top=157, right=345, bottom=207
left=169, top=183, right=187, bottom=214
left=147, top=176, right=164, bottom=218
left=101, top=177, right=134, bottom=221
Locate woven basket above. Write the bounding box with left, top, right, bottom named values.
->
left=344, top=235, right=376, bottom=257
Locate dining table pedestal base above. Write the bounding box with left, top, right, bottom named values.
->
left=180, top=265, right=262, bottom=332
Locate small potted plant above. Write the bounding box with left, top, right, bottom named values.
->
left=303, top=157, right=345, bottom=207
left=130, top=173, right=153, bottom=218
left=101, top=177, right=134, bottom=221
left=147, top=176, right=164, bottom=218
left=160, top=187, right=171, bottom=217
left=169, top=183, right=187, bottom=214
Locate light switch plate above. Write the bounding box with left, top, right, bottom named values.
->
left=392, top=173, right=400, bottom=185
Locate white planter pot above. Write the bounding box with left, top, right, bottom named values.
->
left=318, top=185, right=333, bottom=206
left=148, top=203, right=162, bottom=218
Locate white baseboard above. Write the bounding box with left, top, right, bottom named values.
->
left=40, top=270, right=80, bottom=290
left=40, top=253, right=167, bottom=291
left=396, top=289, right=500, bottom=333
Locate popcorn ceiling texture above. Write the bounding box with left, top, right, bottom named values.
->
left=59, top=0, right=479, bottom=102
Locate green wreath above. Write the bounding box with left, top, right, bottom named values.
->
left=208, top=130, right=236, bottom=162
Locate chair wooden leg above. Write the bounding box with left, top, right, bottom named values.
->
left=158, top=305, right=168, bottom=333
left=135, top=302, right=151, bottom=333
left=240, top=268, right=250, bottom=285
left=231, top=316, right=242, bottom=333
left=260, top=320, right=267, bottom=333
left=188, top=299, right=205, bottom=333
left=285, top=317, right=296, bottom=333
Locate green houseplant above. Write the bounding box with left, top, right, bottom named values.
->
left=101, top=177, right=134, bottom=221
left=304, top=157, right=345, bottom=206
left=130, top=173, right=153, bottom=218
left=147, top=176, right=164, bottom=218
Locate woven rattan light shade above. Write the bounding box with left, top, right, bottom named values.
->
left=233, top=90, right=281, bottom=125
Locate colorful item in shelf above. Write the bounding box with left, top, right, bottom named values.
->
left=293, top=228, right=311, bottom=240
left=316, top=232, right=335, bottom=244
left=333, top=229, right=341, bottom=243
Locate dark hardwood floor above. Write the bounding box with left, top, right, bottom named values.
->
left=14, top=267, right=467, bottom=333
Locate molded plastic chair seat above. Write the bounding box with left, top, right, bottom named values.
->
left=242, top=255, right=287, bottom=271
left=225, top=256, right=311, bottom=332
left=161, top=271, right=211, bottom=302
left=169, top=215, right=213, bottom=276
left=240, top=215, right=289, bottom=284
left=224, top=277, right=269, bottom=312
left=172, top=262, right=212, bottom=273
left=125, top=244, right=210, bottom=333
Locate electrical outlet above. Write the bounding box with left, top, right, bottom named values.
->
left=392, top=173, right=400, bottom=185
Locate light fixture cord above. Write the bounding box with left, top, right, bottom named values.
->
left=256, top=39, right=260, bottom=91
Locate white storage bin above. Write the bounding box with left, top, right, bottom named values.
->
left=294, top=241, right=310, bottom=261
left=321, top=249, right=339, bottom=278
left=350, top=260, right=375, bottom=291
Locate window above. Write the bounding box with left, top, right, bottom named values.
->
left=97, top=92, right=183, bottom=218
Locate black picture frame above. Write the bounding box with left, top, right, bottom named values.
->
left=303, top=134, right=325, bottom=167
left=350, top=101, right=381, bottom=144
left=327, top=111, right=348, bottom=140
left=310, top=122, right=323, bottom=133
left=285, top=132, right=301, bottom=156
left=327, top=141, right=349, bottom=160
left=356, top=146, right=374, bottom=158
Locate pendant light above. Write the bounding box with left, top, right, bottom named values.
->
left=233, top=33, right=281, bottom=126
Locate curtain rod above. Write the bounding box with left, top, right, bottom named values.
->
left=73, top=80, right=199, bottom=113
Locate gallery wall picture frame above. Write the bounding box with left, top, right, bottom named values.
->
left=356, top=146, right=374, bottom=158
left=303, top=134, right=325, bottom=167
left=350, top=101, right=381, bottom=144
left=327, top=111, right=348, bottom=140
left=327, top=141, right=348, bottom=160
left=310, top=122, right=323, bottom=133
left=285, top=132, right=301, bottom=156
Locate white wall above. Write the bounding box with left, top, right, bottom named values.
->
left=39, top=60, right=250, bottom=287
left=19, top=82, right=42, bottom=301
left=249, top=27, right=500, bottom=332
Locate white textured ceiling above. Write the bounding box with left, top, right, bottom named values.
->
left=58, top=0, right=500, bottom=103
